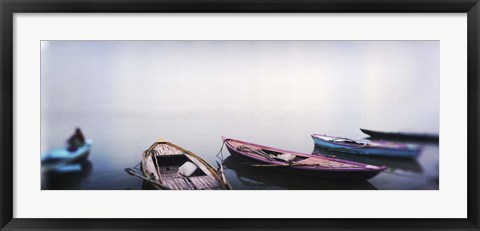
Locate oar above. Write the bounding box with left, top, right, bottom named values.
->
left=124, top=168, right=170, bottom=190
left=237, top=146, right=276, bottom=161
left=216, top=161, right=231, bottom=189
left=252, top=163, right=376, bottom=170
left=251, top=163, right=320, bottom=167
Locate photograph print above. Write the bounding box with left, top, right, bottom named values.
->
left=41, top=40, right=439, bottom=190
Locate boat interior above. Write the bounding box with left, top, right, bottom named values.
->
left=145, top=143, right=223, bottom=190
left=326, top=137, right=367, bottom=146
left=154, top=154, right=206, bottom=177
left=322, top=136, right=412, bottom=149
left=228, top=139, right=307, bottom=162
left=228, top=139, right=365, bottom=169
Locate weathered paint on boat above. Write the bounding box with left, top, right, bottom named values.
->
left=41, top=140, right=92, bottom=173
left=223, top=137, right=386, bottom=180
left=360, top=128, right=439, bottom=142
left=141, top=139, right=231, bottom=190
left=312, top=134, right=420, bottom=158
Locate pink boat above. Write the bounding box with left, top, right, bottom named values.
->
left=223, top=137, right=386, bottom=181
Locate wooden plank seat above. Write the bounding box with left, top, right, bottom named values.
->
left=153, top=143, right=184, bottom=156
left=158, top=166, right=221, bottom=190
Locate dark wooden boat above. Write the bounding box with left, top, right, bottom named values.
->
left=223, top=137, right=386, bottom=180
left=360, top=128, right=439, bottom=142
left=141, top=139, right=231, bottom=190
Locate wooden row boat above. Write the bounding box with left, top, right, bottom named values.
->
left=360, top=128, right=439, bottom=142
left=223, top=137, right=386, bottom=180
left=140, top=139, right=231, bottom=190
left=311, top=134, right=421, bottom=158
left=41, top=140, right=92, bottom=173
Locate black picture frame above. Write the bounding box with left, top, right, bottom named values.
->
left=1, top=0, right=479, bottom=230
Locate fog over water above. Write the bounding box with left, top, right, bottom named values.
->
left=41, top=41, right=439, bottom=190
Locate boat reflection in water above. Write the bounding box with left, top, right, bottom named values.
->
left=41, top=160, right=93, bottom=190
left=223, top=156, right=377, bottom=190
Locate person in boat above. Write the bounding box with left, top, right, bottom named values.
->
left=67, top=128, right=86, bottom=152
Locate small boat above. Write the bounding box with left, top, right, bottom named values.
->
left=41, top=140, right=92, bottom=173
left=360, top=128, right=439, bottom=142
left=223, top=137, right=386, bottom=180
left=137, top=139, right=231, bottom=190
left=312, top=134, right=421, bottom=158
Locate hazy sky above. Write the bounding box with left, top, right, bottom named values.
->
left=41, top=41, right=439, bottom=134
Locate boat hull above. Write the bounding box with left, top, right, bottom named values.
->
left=312, top=136, right=419, bottom=158
left=360, top=128, right=439, bottom=142
left=223, top=156, right=378, bottom=189
left=223, top=138, right=385, bottom=181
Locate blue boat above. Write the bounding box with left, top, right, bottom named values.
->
left=311, top=134, right=420, bottom=158
left=41, top=140, right=92, bottom=173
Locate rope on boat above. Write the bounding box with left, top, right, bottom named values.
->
left=133, top=161, right=142, bottom=171
left=215, top=140, right=231, bottom=188
left=216, top=140, right=226, bottom=164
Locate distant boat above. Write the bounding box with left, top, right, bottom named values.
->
left=360, top=128, right=439, bottom=142
left=223, top=137, right=386, bottom=180
left=41, top=140, right=92, bottom=173
left=311, top=134, right=421, bottom=158
left=134, top=139, right=231, bottom=190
